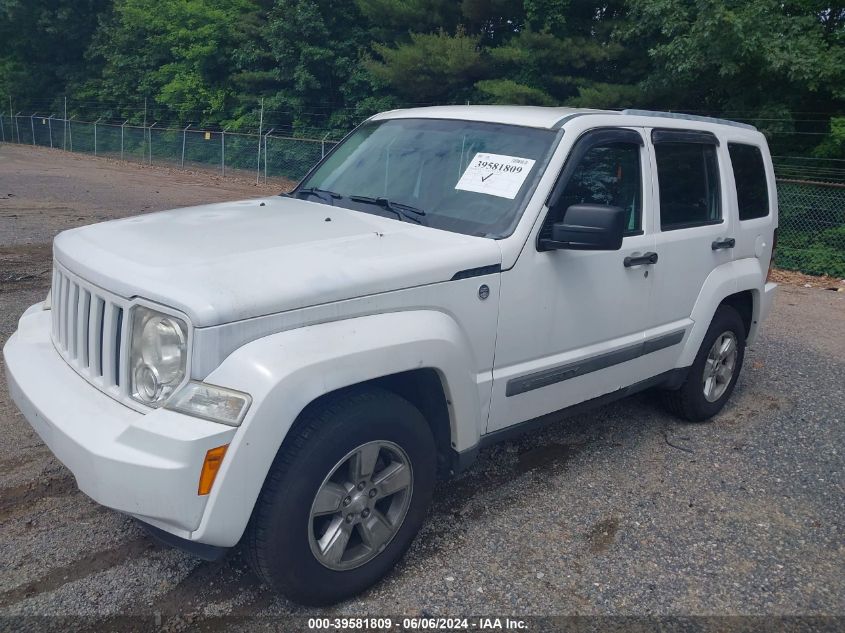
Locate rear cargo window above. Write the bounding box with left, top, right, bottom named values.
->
left=728, top=143, right=769, bottom=220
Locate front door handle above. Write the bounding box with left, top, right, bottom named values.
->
left=711, top=237, right=736, bottom=250
left=624, top=252, right=659, bottom=267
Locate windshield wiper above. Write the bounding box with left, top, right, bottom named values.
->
left=294, top=187, right=342, bottom=205
left=348, top=195, right=426, bottom=224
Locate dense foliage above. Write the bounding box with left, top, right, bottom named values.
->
left=1, top=0, right=844, bottom=154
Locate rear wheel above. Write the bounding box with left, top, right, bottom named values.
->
left=662, top=305, right=746, bottom=422
left=246, top=388, right=436, bottom=605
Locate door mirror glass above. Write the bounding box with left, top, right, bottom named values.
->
left=545, top=204, right=626, bottom=251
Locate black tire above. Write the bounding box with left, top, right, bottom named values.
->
left=662, top=305, right=746, bottom=422
left=245, top=387, right=436, bottom=605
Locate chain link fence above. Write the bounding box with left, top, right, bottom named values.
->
left=0, top=112, right=337, bottom=184
left=774, top=180, right=845, bottom=277
left=772, top=157, right=845, bottom=277
left=1, top=110, right=844, bottom=277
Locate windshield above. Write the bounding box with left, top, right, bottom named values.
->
left=295, top=118, right=561, bottom=238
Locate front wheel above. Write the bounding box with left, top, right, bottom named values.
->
left=662, top=305, right=746, bottom=422
left=245, top=388, right=436, bottom=605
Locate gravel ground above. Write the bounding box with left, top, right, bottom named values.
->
left=0, top=144, right=843, bottom=627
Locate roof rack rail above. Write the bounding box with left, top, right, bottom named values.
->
left=621, top=109, right=757, bottom=131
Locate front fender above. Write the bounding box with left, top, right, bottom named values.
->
left=190, top=310, right=483, bottom=546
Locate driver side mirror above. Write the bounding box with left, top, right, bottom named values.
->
left=540, top=204, right=626, bottom=251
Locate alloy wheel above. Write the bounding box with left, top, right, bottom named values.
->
left=308, top=440, right=413, bottom=571
left=702, top=331, right=738, bottom=402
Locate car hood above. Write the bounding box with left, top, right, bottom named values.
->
left=53, top=196, right=502, bottom=327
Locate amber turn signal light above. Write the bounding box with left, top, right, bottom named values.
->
left=198, top=445, right=228, bottom=495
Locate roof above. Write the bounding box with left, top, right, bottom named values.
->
left=370, top=105, right=757, bottom=132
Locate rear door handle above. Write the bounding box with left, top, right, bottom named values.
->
left=711, top=238, right=736, bottom=250
left=624, top=252, right=658, bottom=267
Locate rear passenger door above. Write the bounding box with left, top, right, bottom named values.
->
left=646, top=129, right=735, bottom=365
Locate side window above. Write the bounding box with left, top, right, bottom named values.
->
left=728, top=143, right=769, bottom=220
left=556, top=142, right=642, bottom=234
left=655, top=142, right=721, bottom=230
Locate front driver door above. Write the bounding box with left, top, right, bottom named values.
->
left=488, top=127, right=661, bottom=433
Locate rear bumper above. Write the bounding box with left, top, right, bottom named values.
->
left=4, top=306, right=236, bottom=538
left=750, top=282, right=777, bottom=344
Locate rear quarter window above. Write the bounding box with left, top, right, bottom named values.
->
left=728, top=143, right=769, bottom=220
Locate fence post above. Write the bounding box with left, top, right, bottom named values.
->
left=264, top=128, right=274, bottom=183
left=47, top=115, right=54, bottom=148
left=68, top=116, right=73, bottom=152
left=148, top=122, right=157, bottom=165
left=322, top=131, right=331, bottom=158
left=120, top=120, right=128, bottom=160
left=63, top=97, right=67, bottom=151
left=181, top=123, right=191, bottom=168
left=256, top=98, right=264, bottom=185
left=30, top=113, right=37, bottom=146
left=0, top=111, right=4, bottom=143
left=94, top=117, right=102, bottom=156
left=142, top=97, right=147, bottom=160
left=221, top=127, right=228, bottom=177
left=15, top=112, right=21, bottom=144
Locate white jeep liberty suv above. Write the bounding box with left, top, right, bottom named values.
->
left=4, top=106, right=778, bottom=604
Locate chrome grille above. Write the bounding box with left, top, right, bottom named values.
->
left=51, top=263, right=128, bottom=395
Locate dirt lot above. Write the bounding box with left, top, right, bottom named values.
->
left=1, top=144, right=843, bottom=627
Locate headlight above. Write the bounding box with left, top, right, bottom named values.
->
left=165, top=382, right=251, bottom=426
left=130, top=306, right=188, bottom=407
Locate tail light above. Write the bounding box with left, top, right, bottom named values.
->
left=767, top=228, right=778, bottom=282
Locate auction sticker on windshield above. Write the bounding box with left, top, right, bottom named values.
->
left=455, top=153, right=536, bottom=199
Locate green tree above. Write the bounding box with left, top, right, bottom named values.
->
left=813, top=117, right=845, bottom=158
left=478, top=29, right=630, bottom=106
left=625, top=0, right=845, bottom=130
left=481, top=0, right=643, bottom=107
left=459, top=0, right=524, bottom=45
left=364, top=0, right=643, bottom=108
left=2, top=0, right=843, bottom=155
left=262, top=0, right=384, bottom=134
left=81, top=0, right=262, bottom=122
left=366, top=28, right=486, bottom=103
left=0, top=0, right=112, bottom=109
left=355, top=0, right=462, bottom=40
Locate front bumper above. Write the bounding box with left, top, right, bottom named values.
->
left=3, top=305, right=236, bottom=538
